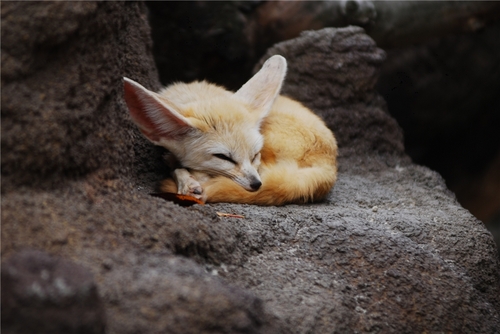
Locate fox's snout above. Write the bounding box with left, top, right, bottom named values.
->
left=248, top=176, right=262, bottom=191
left=235, top=169, right=262, bottom=192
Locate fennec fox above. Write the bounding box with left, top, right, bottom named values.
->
left=123, top=55, right=337, bottom=205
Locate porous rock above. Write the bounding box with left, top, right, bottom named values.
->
left=1, top=250, right=105, bottom=334
left=1, top=4, right=499, bottom=333
left=0, top=1, right=162, bottom=191
left=256, top=27, right=405, bottom=159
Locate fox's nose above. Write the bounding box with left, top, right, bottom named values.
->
left=250, top=180, right=262, bottom=191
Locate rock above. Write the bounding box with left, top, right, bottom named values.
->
left=0, top=1, right=162, bottom=192
left=1, top=250, right=105, bottom=334
left=256, top=27, right=405, bottom=160
left=1, top=3, right=499, bottom=333
left=211, top=164, right=500, bottom=333
left=98, top=251, right=282, bottom=334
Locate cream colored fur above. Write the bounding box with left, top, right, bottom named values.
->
left=123, top=55, right=337, bottom=205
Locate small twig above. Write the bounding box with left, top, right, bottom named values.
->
left=216, top=212, right=245, bottom=219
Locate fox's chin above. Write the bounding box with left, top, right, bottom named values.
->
left=242, top=186, right=259, bottom=192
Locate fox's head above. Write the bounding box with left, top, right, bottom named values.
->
left=123, top=55, right=287, bottom=192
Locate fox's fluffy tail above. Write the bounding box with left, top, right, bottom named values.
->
left=190, top=161, right=337, bottom=206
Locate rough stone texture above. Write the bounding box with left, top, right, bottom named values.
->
left=212, top=165, right=500, bottom=333
left=1, top=250, right=106, bottom=334
left=98, top=250, right=282, bottom=334
left=2, top=4, right=499, bottom=334
left=256, top=27, right=405, bottom=160
left=0, top=1, right=163, bottom=192
left=1, top=182, right=281, bottom=333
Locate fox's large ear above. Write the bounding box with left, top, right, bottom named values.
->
left=123, top=77, right=194, bottom=143
left=233, top=55, right=287, bottom=122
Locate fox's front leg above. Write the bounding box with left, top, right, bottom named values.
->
left=161, top=153, right=203, bottom=199
left=172, top=168, right=203, bottom=199
left=160, top=170, right=211, bottom=201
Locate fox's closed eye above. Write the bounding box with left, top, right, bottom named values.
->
left=213, top=153, right=236, bottom=164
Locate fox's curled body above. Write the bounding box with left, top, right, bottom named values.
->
left=124, top=56, right=337, bottom=205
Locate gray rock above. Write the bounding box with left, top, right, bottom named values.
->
left=0, top=1, right=162, bottom=192
left=211, top=164, right=500, bottom=332
left=256, top=27, right=405, bottom=159
left=1, top=250, right=105, bottom=334
left=98, top=250, right=282, bottom=334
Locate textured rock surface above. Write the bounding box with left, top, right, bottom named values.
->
left=2, top=3, right=499, bottom=333
left=256, top=28, right=405, bottom=159
left=1, top=250, right=105, bottom=334
left=0, top=1, right=162, bottom=192
left=212, top=166, right=499, bottom=333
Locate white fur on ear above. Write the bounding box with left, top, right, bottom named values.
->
left=233, top=55, right=287, bottom=121
left=123, top=77, right=194, bottom=142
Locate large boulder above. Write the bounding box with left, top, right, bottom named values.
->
left=1, top=2, right=499, bottom=333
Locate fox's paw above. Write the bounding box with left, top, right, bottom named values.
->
left=173, top=168, right=203, bottom=199
left=179, top=176, right=203, bottom=199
